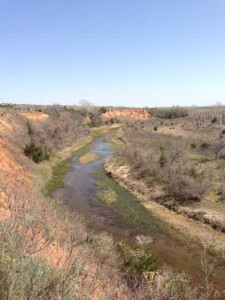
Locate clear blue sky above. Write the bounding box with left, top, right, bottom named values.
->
left=1, top=0, right=225, bottom=107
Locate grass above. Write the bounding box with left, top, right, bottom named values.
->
left=91, top=126, right=120, bottom=138
left=45, top=158, right=70, bottom=197
left=73, top=142, right=91, bottom=157
left=189, top=152, right=214, bottom=165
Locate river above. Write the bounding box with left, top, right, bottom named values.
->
left=53, top=135, right=225, bottom=293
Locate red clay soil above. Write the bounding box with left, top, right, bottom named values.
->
left=0, top=111, right=65, bottom=266
left=101, top=108, right=150, bottom=123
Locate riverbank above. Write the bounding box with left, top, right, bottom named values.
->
left=105, top=156, right=225, bottom=257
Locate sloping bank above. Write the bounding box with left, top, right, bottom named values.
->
left=105, top=157, right=225, bottom=256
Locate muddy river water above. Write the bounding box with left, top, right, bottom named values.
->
left=53, top=136, right=225, bottom=293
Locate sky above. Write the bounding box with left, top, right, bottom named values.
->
left=0, top=0, right=225, bottom=107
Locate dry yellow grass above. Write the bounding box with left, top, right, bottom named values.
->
left=79, top=152, right=99, bottom=164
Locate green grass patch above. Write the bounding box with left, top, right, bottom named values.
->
left=91, top=126, right=120, bottom=138
left=73, top=142, right=91, bottom=157
left=45, top=158, right=70, bottom=197
left=190, top=153, right=212, bottom=163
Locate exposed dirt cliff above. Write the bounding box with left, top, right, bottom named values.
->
left=0, top=112, right=31, bottom=197
left=101, top=108, right=150, bottom=123
left=0, top=111, right=52, bottom=199
left=19, top=111, right=49, bottom=122
left=0, top=111, right=65, bottom=265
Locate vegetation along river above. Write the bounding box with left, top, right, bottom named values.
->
left=53, top=133, right=225, bottom=293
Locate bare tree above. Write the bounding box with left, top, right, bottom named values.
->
left=195, top=113, right=205, bottom=128
left=211, top=137, right=225, bottom=159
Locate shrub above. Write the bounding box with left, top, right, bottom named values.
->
left=154, top=126, right=158, bottom=131
left=26, top=121, right=34, bottom=135
left=158, top=147, right=167, bottom=168
left=150, top=107, right=188, bottom=119
left=166, top=169, right=210, bottom=202
left=200, top=142, right=210, bottom=151
left=88, top=121, right=95, bottom=127
left=211, top=138, right=225, bottom=159
left=190, top=143, right=197, bottom=149
left=211, top=117, right=217, bottom=124
left=118, top=243, right=157, bottom=279
left=219, top=153, right=225, bottom=160
left=99, top=106, right=107, bottom=114
left=121, top=126, right=210, bottom=203
left=24, top=140, right=50, bottom=163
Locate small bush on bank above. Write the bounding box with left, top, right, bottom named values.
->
left=159, top=147, right=167, bottom=168
left=118, top=243, right=157, bottom=279
left=99, top=106, right=107, bottom=114
left=199, top=142, right=210, bottom=151
left=190, top=143, right=197, bottom=149
left=24, top=140, right=50, bottom=163
left=165, top=169, right=210, bottom=202
left=211, top=117, right=217, bottom=124
left=26, top=121, right=34, bottom=135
